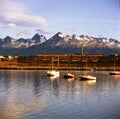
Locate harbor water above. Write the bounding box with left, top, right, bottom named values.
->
left=0, top=70, right=120, bottom=119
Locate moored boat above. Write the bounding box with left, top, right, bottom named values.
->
left=47, top=70, right=60, bottom=77
left=80, top=55, right=96, bottom=81
left=110, top=55, right=120, bottom=75
left=63, top=73, right=74, bottom=78
left=80, top=75, right=96, bottom=80
left=47, top=57, right=60, bottom=77
left=110, top=71, right=120, bottom=75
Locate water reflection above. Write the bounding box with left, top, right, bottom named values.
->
left=80, top=78, right=96, bottom=83
left=33, top=72, right=41, bottom=96
left=0, top=110, right=8, bottom=119
left=49, top=75, right=59, bottom=80
left=0, top=70, right=120, bottom=119
left=0, top=70, right=47, bottom=119
left=0, top=70, right=11, bottom=92
left=49, top=76, right=59, bottom=97
left=67, top=77, right=74, bottom=82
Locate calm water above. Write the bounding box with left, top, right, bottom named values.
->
left=0, top=70, right=120, bottom=119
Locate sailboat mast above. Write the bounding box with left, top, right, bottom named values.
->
left=114, top=57, right=116, bottom=71
left=52, top=57, right=53, bottom=70
left=58, top=55, right=59, bottom=68
left=81, top=47, right=84, bottom=55
left=86, top=55, right=87, bottom=75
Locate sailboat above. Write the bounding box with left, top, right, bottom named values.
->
left=47, top=57, right=60, bottom=77
left=110, top=56, right=120, bottom=75
left=47, top=70, right=60, bottom=77
left=63, top=72, right=74, bottom=78
left=80, top=55, right=96, bottom=80
left=63, top=55, right=74, bottom=78
left=110, top=72, right=120, bottom=75
left=80, top=75, right=96, bottom=80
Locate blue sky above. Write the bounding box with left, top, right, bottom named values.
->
left=0, top=0, right=119, bottom=40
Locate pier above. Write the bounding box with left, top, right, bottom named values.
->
left=0, top=54, right=120, bottom=70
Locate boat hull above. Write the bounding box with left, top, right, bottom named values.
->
left=63, top=75, right=74, bottom=78
left=63, top=73, right=74, bottom=78
left=47, top=70, right=60, bottom=77
left=80, top=75, right=96, bottom=80
left=110, top=72, right=120, bottom=75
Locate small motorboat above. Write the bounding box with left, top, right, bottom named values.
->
left=63, top=73, right=74, bottom=78
left=110, top=71, right=120, bottom=75
left=80, top=75, right=96, bottom=80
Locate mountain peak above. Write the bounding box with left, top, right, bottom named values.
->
left=29, top=32, right=120, bottom=55
left=4, top=36, right=12, bottom=39
left=0, top=32, right=119, bottom=55
left=32, top=33, right=40, bottom=40
left=56, top=32, right=63, bottom=35
left=31, top=33, right=47, bottom=44
left=54, top=32, right=64, bottom=38
left=4, top=36, right=12, bottom=43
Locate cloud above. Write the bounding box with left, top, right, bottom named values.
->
left=7, top=23, right=17, bottom=28
left=36, top=29, right=55, bottom=35
left=15, top=31, right=31, bottom=37
left=0, top=0, right=48, bottom=27
left=64, top=28, right=76, bottom=33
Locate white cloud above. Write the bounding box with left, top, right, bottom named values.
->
left=0, top=0, right=48, bottom=27
left=15, top=31, right=31, bottom=37
left=7, top=23, right=16, bottom=28
left=36, top=29, right=55, bottom=35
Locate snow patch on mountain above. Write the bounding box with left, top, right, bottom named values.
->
left=43, top=32, right=120, bottom=49
left=0, top=33, right=47, bottom=48
left=0, top=32, right=119, bottom=49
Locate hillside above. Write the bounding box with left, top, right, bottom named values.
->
left=0, top=32, right=120, bottom=55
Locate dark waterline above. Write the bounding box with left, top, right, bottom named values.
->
left=0, top=70, right=120, bottom=119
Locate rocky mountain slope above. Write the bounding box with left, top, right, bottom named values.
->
left=0, top=33, right=47, bottom=48
left=43, top=32, right=120, bottom=49
left=0, top=32, right=119, bottom=55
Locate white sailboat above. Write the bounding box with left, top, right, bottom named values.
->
left=110, top=72, right=120, bottom=75
left=47, top=70, right=60, bottom=77
left=80, top=55, right=96, bottom=80
left=47, top=57, right=60, bottom=77
left=80, top=75, right=96, bottom=80
left=63, top=72, right=74, bottom=78
left=63, top=55, right=74, bottom=78
left=110, top=56, right=120, bottom=75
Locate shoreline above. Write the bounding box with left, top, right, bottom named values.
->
left=0, top=54, right=120, bottom=71
left=0, top=65, right=119, bottom=71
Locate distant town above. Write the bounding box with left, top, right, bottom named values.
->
left=0, top=53, right=120, bottom=70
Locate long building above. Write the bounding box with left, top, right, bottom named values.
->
left=0, top=54, right=120, bottom=70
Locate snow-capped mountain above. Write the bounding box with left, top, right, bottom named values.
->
left=42, top=32, right=120, bottom=49
left=0, top=36, right=15, bottom=48
left=0, top=32, right=120, bottom=55
left=0, top=33, right=47, bottom=48
left=0, top=32, right=119, bottom=49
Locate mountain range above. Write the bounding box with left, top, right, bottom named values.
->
left=0, top=33, right=47, bottom=48
left=0, top=32, right=120, bottom=55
